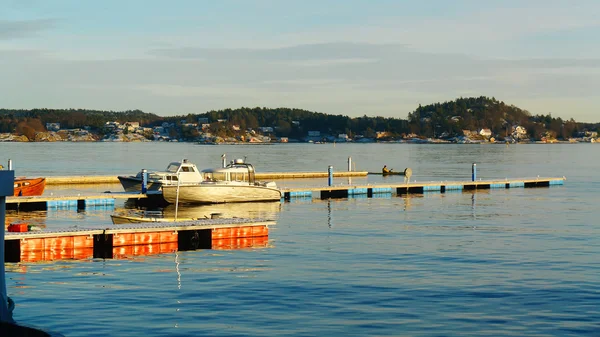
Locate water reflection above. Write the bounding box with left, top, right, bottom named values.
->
left=175, top=252, right=181, bottom=290
left=401, top=194, right=413, bottom=211
left=471, top=192, right=476, bottom=220
left=327, top=200, right=332, bottom=228
left=123, top=200, right=282, bottom=221
left=5, top=210, right=48, bottom=229
left=44, top=183, right=122, bottom=196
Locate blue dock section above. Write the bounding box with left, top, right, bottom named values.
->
left=7, top=193, right=143, bottom=211
left=7, top=177, right=565, bottom=210
left=282, top=177, right=565, bottom=201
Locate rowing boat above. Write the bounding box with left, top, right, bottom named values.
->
left=368, top=171, right=405, bottom=176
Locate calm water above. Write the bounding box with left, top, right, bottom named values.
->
left=2, top=142, right=600, bottom=336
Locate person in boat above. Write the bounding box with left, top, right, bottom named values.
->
left=382, top=165, right=392, bottom=174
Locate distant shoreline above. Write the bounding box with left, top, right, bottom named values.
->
left=1, top=140, right=594, bottom=145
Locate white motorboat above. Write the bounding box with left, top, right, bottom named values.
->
left=118, top=159, right=203, bottom=193
left=161, top=158, right=282, bottom=204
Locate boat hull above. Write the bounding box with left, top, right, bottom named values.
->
left=118, top=176, right=162, bottom=193
left=110, top=214, right=195, bottom=224
left=162, top=184, right=282, bottom=204
left=368, top=171, right=406, bottom=176
left=162, top=201, right=281, bottom=219
left=14, top=177, right=46, bottom=196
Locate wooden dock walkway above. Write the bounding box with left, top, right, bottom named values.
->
left=4, top=217, right=274, bottom=262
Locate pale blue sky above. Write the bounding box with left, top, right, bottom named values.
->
left=1, top=0, right=599, bottom=121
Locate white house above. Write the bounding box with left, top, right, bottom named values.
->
left=479, top=128, right=492, bottom=138
left=512, top=125, right=528, bottom=139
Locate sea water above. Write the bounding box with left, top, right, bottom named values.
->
left=2, top=142, right=599, bottom=336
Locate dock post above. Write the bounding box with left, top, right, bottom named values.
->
left=7, top=160, right=12, bottom=171
left=141, top=169, right=148, bottom=194
left=328, top=165, right=333, bottom=186
left=347, top=157, right=352, bottom=172
left=0, top=169, right=16, bottom=323
left=472, top=163, right=477, bottom=182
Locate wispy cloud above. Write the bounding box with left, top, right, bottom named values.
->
left=1, top=1, right=599, bottom=121
left=1, top=41, right=598, bottom=121
left=0, top=19, right=57, bottom=39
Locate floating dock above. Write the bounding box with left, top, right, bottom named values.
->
left=45, top=171, right=369, bottom=185
left=8, top=176, right=566, bottom=210
left=5, top=192, right=147, bottom=211
left=281, top=177, right=565, bottom=200
left=4, top=218, right=273, bottom=263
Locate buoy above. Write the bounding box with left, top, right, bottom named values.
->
left=403, top=168, right=412, bottom=183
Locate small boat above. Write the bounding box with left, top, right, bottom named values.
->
left=369, top=171, right=405, bottom=176
left=162, top=201, right=281, bottom=220
left=118, top=159, right=203, bottom=193
left=369, top=168, right=412, bottom=177
left=110, top=213, right=197, bottom=224
left=161, top=158, right=282, bottom=204
left=14, top=177, right=46, bottom=196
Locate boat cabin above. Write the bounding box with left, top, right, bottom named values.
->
left=14, top=180, right=32, bottom=188
left=201, top=158, right=256, bottom=184
left=148, top=159, right=204, bottom=185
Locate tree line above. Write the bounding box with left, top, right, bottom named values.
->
left=1, top=97, right=598, bottom=141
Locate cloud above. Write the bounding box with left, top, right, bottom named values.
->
left=0, top=19, right=57, bottom=39
left=1, top=42, right=598, bottom=121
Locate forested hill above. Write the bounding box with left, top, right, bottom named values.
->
left=0, top=108, right=161, bottom=134
left=190, top=107, right=408, bottom=139
left=408, top=97, right=594, bottom=139
left=0, top=97, right=598, bottom=140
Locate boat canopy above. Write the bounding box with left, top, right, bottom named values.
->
left=202, top=159, right=256, bottom=184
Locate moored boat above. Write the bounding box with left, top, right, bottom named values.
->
left=161, top=158, right=282, bottom=204
left=118, top=159, right=203, bottom=193
left=110, top=213, right=197, bottom=224
left=14, top=177, right=46, bottom=196
left=162, top=201, right=281, bottom=220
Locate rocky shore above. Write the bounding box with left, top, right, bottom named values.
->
left=0, top=131, right=149, bottom=142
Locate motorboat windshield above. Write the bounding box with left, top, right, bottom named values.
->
left=166, top=163, right=180, bottom=173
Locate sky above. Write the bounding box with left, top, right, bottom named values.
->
left=1, top=0, right=599, bottom=122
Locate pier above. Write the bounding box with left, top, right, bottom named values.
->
left=4, top=218, right=273, bottom=263
left=45, top=171, right=369, bottom=185
left=5, top=192, right=147, bottom=211
left=281, top=177, right=565, bottom=200
left=2, top=174, right=566, bottom=264
left=8, top=176, right=566, bottom=209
